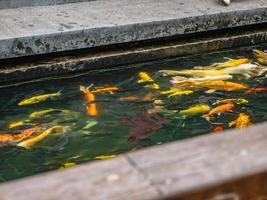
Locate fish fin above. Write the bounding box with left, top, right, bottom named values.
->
left=56, top=90, right=62, bottom=96
left=202, top=114, right=210, bottom=121
left=205, top=89, right=216, bottom=94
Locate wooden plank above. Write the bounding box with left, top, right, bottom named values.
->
left=127, top=122, right=267, bottom=199
left=0, top=157, right=160, bottom=200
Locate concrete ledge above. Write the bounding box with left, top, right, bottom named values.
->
left=1, top=26, right=266, bottom=85
left=0, top=0, right=94, bottom=9
left=0, top=122, right=267, bottom=200
left=0, top=0, right=266, bottom=59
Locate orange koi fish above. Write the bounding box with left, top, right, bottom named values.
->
left=202, top=103, right=234, bottom=121
left=92, top=86, right=119, bottom=94
left=229, top=113, right=252, bottom=129
left=80, top=86, right=98, bottom=116
left=195, top=81, right=248, bottom=92
left=213, top=126, right=224, bottom=133
left=0, top=126, right=43, bottom=144
left=246, top=88, right=267, bottom=93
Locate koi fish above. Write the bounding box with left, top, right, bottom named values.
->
left=29, top=108, right=58, bottom=118
left=119, top=95, right=154, bottom=101
left=17, top=126, right=65, bottom=149
left=8, top=120, right=28, bottom=129
left=213, top=126, right=224, bottom=133
left=253, top=49, right=267, bottom=65
left=138, top=72, right=159, bottom=89
left=202, top=103, right=234, bottom=121
left=194, top=58, right=250, bottom=70
left=158, top=69, right=226, bottom=77
left=18, top=91, right=61, bottom=106
left=0, top=126, right=44, bottom=144
left=229, top=113, right=252, bottom=129
left=171, top=75, right=233, bottom=85
left=194, top=80, right=248, bottom=92
left=222, top=63, right=263, bottom=78
left=178, top=104, right=211, bottom=117
left=95, top=155, right=117, bottom=160
left=59, top=162, right=76, bottom=170
left=80, top=85, right=98, bottom=116
left=92, top=86, right=119, bottom=94
left=246, top=88, right=267, bottom=93
left=213, top=98, right=248, bottom=105
left=160, top=88, right=193, bottom=98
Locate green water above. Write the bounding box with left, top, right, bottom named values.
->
left=0, top=44, right=267, bottom=182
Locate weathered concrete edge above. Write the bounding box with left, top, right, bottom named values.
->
left=0, top=0, right=94, bottom=9
left=1, top=27, right=267, bottom=85
left=1, top=6, right=267, bottom=59
left=0, top=122, right=267, bottom=200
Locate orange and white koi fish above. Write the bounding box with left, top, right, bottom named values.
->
left=0, top=126, right=44, bottom=144
left=246, top=88, right=267, bottom=93
left=138, top=72, right=159, bottom=89
left=17, top=126, right=65, bottom=149
left=213, top=98, right=248, bottom=105
left=253, top=49, right=267, bottom=65
left=222, top=63, right=263, bottom=78
left=202, top=103, right=234, bottom=121
left=92, top=86, right=119, bottom=94
left=18, top=91, right=61, bottom=106
left=80, top=85, right=98, bottom=116
left=229, top=113, right=252, bottom=129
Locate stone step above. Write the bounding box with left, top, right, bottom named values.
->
left=0, top=0, right=266, bottom=60
left=0, top=0, right=94, bottom=9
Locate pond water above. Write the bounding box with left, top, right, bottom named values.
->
left=0, top=43, right=267, bottom=182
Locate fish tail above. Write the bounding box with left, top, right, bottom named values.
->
left=202, top=114, right=210, bottom=121
left=80, top=85, right=87, bottom=93
left=56, top=90, right=62, bottom=96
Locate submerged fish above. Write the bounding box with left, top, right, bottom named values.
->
left=18, top=91, right=61, bottom=106
left=158, top=69, right=226, bottom=77
left=138, top=72, right=159, bottom=89
left=0, top=126, right=44, bottom=145
left=92, top=86, right=119, bottom=94
left=213, top=125, right=224, bottom=133
left=160, top=88, right=193, bottom=98
left=202, top=103, right=234, bottom=121
left=178, top=104, right=211, bottom=117
left=246, top=88, right=267, bottom=93
left=29, top=108, right=58, bottom=119
left=222, top=63, right=263, bottom=78
left=213, top=98, right=248, bottom=105
left=8, top=120, right=28, bottom=129
left=80, top=85, right=98, bottom=116
left=59, top=162, right=76, bottom=170
left=171, top=75, right=233, bottom=85
left=95, top=155, right=117, bottom=160
left=229, top=113, right=252, bottom=129
left=119, top=95, right=154, bottom=101
left=17, top=126, right=65, bottom=149
left=194, top=80, right=248, bottom=92
left=253, top=49, right=267, bottom=65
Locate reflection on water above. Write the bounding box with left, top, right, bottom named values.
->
left=0, top=44, right=267, bottom=182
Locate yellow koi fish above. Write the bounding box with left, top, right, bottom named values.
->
left=194, top=58, right=250, bottom=70
left=18, top=91, right=61, bottom=106
left=95, top=154, right=117, bottom=160
left=229, top=113, right=252, bottom=129
left=253, top=49, right=267, bottom=65
left=213, top=98, right=248, bottom=105
left=8, top=120, right=29, bottom=129
left=194, top=80, right=248, bottom=92
left=178, top=104, right=211, bottom=117
left=59, top=162, right=76, bottom=170
left=29, top=108, right=58, bottom=119
left=158, top=69, right=226, bottom=77
left=17, top=126, right=65, bottom=149
left=138, top=72, right=159, bottom=89
left=160, top=88, right=193, bottom=98
left=92, top=86, right=120, bottom=94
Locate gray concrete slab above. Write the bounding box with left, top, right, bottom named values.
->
left=0, top=0, right=266, bottom=59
